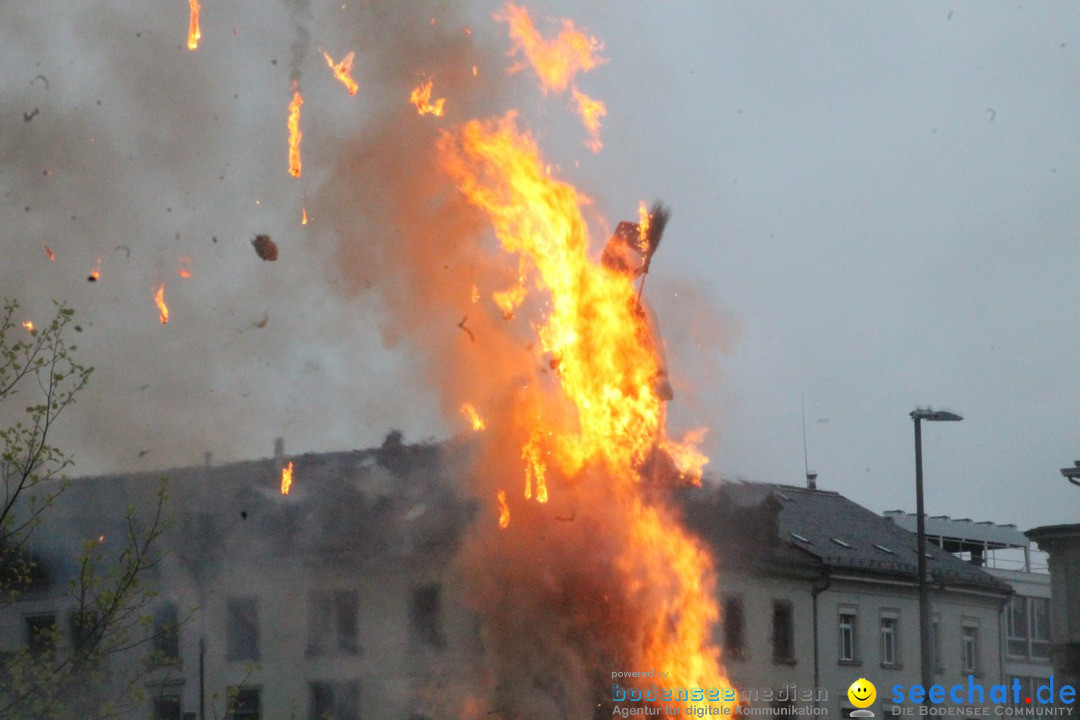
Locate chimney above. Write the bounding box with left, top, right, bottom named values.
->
left=806, top=472, right=818, bottom=490
left=274, top=437, right=284, bottom=465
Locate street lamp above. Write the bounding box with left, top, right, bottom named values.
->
left=1060, top=461, right=1080, bottom=488
left=911, top=407, right=963, bottom=693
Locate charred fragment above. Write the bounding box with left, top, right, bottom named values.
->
left=251, top=234, right=278, bottom=261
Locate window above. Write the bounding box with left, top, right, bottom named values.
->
left=409, top=585, right=445, bottom=649
left=962, top=625, right=979, bottom=674
left=227, top=686, right=261, bottom=720
left=838, top=608, right=857, bottom=663
left=69, top=610, right=99, bottom=657
left=880, top=612, right=898, bottom=667
left=226, top=597, right=259, bottom=661
left=153, top=694, right=182, bottom=720
left=153, top=603, right=180, bottom=662
left=307, top=590, right=359, bottom=656
left=25, top=614, right=57, bottom=658
left=310, top=681, right=359, bottom=720
left=772, top=600, right=794, bottom=663
left=723, top=596, right=746, bottom=660
left=1006, top=597, right=1050, bottom=662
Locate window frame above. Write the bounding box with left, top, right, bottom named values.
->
left=837, top=606, right=858, bottom=664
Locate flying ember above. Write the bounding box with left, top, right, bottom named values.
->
left=460, top=403, right=486, bottom=431
left=43, top=243, right=55, bottom=261
left=287, top=85, right=303, bottom=178
left=187, top=0, right=201, bottom=50
left=409, top=78, right=445, bottom=116
left=21, top=321, right=34, bottom=332
left=323, top=50, right=359, bottom=96
left=571, top=86, right=605, bottom=152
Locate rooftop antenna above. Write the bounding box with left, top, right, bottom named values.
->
left=802, top=394, right=817, bottom=490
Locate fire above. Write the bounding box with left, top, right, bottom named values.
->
left=43, top=244, right=55, bottom=261
left=154, top=284, right=169, bottom=324
left=409, top=78, right=445, bottom=117
left=287, top=85, right=303, bottom=178
left=571, top=86, right=606, bottom=152
left=495, top=2, right=604, bottom=94
left=496, top=489, right=509, bottom=529
left=323, top=50, right=359, bottom=96
left=178, top=257, right=192, bottom=278
left=439, top=112, right=730, bottom=715
left=88, top=258, right=102, bottom=282
left=187, top=0, right=201, bottom=50
left=460, top=402, right=486, bottom=431
left=281, top=461, right=293, bottom=495
left=21, top=321, right=34, bottom=332
left=301, top=207, right=308, bottom=225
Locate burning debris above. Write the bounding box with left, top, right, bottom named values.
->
left=281, top=460, right=293, bottom=495
left=154, top=284, right=169, bottom=324
left=251, top=234, right=278, bottom=261
left=287, top=85, right=303, bottom=177
left=42, top=243, right=54, bottom=261
left=187, top=0, right=201, bottom=50
left=459, top=403, right=486, bottom=431
left=409, top=78, right=445, bottom=116
left=322, top=50, right=359, bottom=96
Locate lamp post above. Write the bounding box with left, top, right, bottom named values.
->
left=1060, top=461, right=1080, bottom=488
left=911, top=407, right=963, bottom=694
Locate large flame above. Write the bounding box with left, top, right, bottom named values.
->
left=438, top=113, right=730, bottom=716
left=495, top=2, right=603, bottom=95
left=187, top=0, right=201, bottom=51
left=287, top=85, right=303, bottom=178
left=323, top=50, right=359, bottom=96
left=281, top=460, right=293, bottom=495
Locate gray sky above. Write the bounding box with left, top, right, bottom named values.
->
left=1, top=1, right=1078, bottom=532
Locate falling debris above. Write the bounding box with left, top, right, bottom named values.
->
left=301, top=207, right=308, bottom=225
left=410, top=78, right=446, bottom=116
left=43, top=244, right=54, bottom=261
left=287, top=85, right=303, bottom=177
left=154, top=284, right=169, bottom=324
left=460, top=403, right=486, bottom=431
left=322, top=50, right=359, bottom=96
left=251, top=234, right=278, bottom=261
left=114, top=244, right=131, bottom=258
left=23, top=108, right=39, bottom=123
left=457, top=315, right=474, bottom=342
left=88, top=258, right=101, bottom=282
left=986, top=108, right=996, bottom=121
left=33, top=74, right=49, bottom=90
left=253, top=311, right=268, bottom=329
left=187, top=0, right=201, bottom=50
left=21, top=321, right=34, bottom=332
left=496, top=489, right=510, bottom=529
left=281, top=461, right=293, bottom=495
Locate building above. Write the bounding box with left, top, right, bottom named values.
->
left=885, top=511, right=1052, bottom=702
left=681, top=482, right=1012, bottom=717
left=1, top=442, right=1020, bottom=720
left=1025, top=523, right=1080, bottom=693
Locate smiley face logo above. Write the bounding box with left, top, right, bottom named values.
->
left=847, top=678, right=876, bottom=709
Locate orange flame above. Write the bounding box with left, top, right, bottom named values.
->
left=410, top=78, right=446, bottom=117
left=571, top=86, right=606, bottom=152
left=494, top=2, right=604, bottom=95
left=496, top=490, right=509, bottom=529
left=439, top=112, right=728, bottom=715
left=281, top=460, right=293, bottom=495
left=287, top=86, right=303, bottom=178
left=178, top=257, right=192, bottom=278
left=43, top=244, right=55, bottom=261
left=323, top=50, right=359, bottom=96
left=88, top=258, right=102, bottom=282
left=460, top=403, right=486, bottom=431
left=21, top=321, right=34, bottom=332
left=301, top=207, right=308, bottom=225
left=187, top=0, right=201, bottom=50
left=154, top=284, right=169, bottom=324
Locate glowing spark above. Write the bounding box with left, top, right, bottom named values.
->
left=460, top=403, right=486, bottom=431
left=155, top=284, right=169, bottom=324
left=187, top=0, right=201, bottom=50
left=301, top=207, right=308, bottom=225
left=410, top=78, right=445, bottom=116
left=287, top=86, right=303, bottom=178
left=322, top=50, right=359, bottom=96
left=496, top=490, right=509, bottom=529
left=43, top=244, right=55, bottom=261
left=281, top=461, right=293, bottom=495
left=21, top=321, right=34, bottom=332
